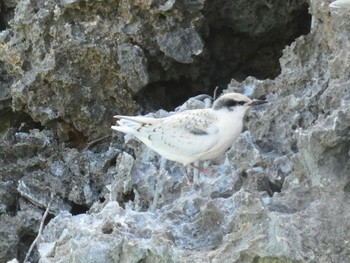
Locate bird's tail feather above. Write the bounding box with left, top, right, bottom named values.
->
left=112, top=117, right=144, bottom=135
left=113, top=115, right=159, bottom=124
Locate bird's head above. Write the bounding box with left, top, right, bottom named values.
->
left=212, top=92, right=267, bottom=111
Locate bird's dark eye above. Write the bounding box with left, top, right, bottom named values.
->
left=225, top=100, right=245, bottom=107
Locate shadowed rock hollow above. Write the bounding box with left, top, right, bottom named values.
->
left=2, top=0, right=350, bottom=262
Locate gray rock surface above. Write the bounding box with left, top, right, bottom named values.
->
left=117, top=43, right=149, bottom=93
left=2, top=0, right=350, bottom=262
left=156, top=26, right=204, bottom=63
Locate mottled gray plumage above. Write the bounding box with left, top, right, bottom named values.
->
left=112, top=92, right=266, bottom=165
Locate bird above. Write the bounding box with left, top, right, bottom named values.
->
left=111, top=92, right=267, bottom=166
left=329, top=0, right=350, bottom=8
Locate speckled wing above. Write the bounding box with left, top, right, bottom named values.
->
left=130, top=109, right=220, bottom=164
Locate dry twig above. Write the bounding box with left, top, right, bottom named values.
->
left=23, top=193, right=53, bottom=263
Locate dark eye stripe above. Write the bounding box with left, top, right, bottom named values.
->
left=213, top=98, right=246, bottom=110
left=225, top=100, right=245, bottom=107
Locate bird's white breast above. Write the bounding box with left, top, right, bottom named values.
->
left=196, top=107, right=246, bottom=161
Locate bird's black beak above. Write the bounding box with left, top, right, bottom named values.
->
left=250, top=99, right=267, bottom=106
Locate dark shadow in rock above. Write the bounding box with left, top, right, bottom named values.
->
left=0, top=0, right=7, bottom=30
left=134, top=2, right=311, bottom=113
left=117, top=190, right=135, bottom=209
left=134, top=78, right=200, bottom=112
left=101, top=221, right=114, bottom=234
left=44, top=212, right=55, bottom=226
left=202, top=2, right=311, bottom=85
left=343, top=181, right=350, bottom=198
left=268, top=180, right=282, bottom=195
left=46, top=118, right=88, bottom=149
left=0, top=108, right=44, bottom=136
left=210, top=190, right=235, bottom=199
left=17, top=232, right=37, bottom=263
left=70, top=202, right=90, bottom=215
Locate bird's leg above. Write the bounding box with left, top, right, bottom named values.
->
left=189, top=162, right=214, bottom=176
left=192, top=160, right=200, bottom=184
left=181, top=165, right=192, bottom=185
left=151, top=157, right=167, bottom=211
left=181, top=163, right=200, bottom=185
left=184, top=161, right=214, bottom=186
left=186, top=94, right=213, bottom=183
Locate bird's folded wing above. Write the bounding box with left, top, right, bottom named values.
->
left=143, top=110, right=220, bottom=157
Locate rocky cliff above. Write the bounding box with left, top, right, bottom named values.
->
left=1, top=0, right=349, bottom=262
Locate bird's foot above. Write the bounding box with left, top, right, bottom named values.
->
left=189, top=163, right=215, bottom=176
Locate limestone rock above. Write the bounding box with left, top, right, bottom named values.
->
left=117, top=43, right=149, bottom=93
left=2, top=0, right=350, bottom=262
left=156, top=27, right=204, bottom=63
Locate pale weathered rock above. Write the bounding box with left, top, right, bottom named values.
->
left=156, top=27, right=204, bottom=63
left=117, top=43, right=149, bottom=93
left=3, top=0, right=350, bottom=262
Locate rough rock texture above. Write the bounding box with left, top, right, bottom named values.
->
left=2, top=0, right=350, bottom=262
